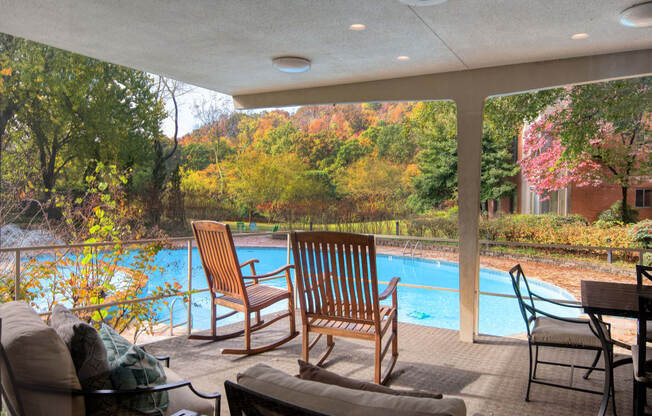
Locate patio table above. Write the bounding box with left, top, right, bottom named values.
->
left=581, top=281, right=652, bottom=416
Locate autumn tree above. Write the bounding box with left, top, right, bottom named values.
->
left=1, top=35, right=164, bottom=205
left=520, top=77, right=652, bottom=223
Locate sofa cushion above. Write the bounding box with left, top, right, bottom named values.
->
left=99, top=324, right=169, bottom=415
left=238, top=364, right=466, bottom=416
left=50, top=304, right=116, bottom=416
left=298, top=360, right=443, bottom=399
left=0, top=301, right=85, bottom=416
left=163, top=368, right=215, bottom=416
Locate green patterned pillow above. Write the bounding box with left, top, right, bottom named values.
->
left=99, top=324, right=169, bottom=415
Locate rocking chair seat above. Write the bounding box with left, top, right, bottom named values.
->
left=309, top=306, right=395, bottom=339
left=216, top=284, right=291, bottom=310
left=531, top=317, right=606, bottom=348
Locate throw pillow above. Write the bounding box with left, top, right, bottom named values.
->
left=50, top=304, right=116, bottom=416
left=99, top=324, right=169, bottom=415
left=298, top=360, right=443, bottom=399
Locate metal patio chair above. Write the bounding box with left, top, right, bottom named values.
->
left=634, top=265, right=652, bottom=415
left=290, top=231, right=399, bottom=385
left=189, top=221, right=298, bottom=354
left=637, top=265, right=652, bottom=342
left=508, top=264, right=614, bottom=404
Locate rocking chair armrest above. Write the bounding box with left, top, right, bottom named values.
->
left=239, top=259, right=259, bottom=268
left=242, top=264, right=294, bottom=280
left=379, top=277, right=400, bottom=300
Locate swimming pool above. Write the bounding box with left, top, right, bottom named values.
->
left=145, top=247, right=578, bottom=336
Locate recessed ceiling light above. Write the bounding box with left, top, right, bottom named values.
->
left=398, top=0, right=448, bottom=5
left=272, top=56, right=311, bottom=73
left=349, top=24, right=366, bottom=31
left=571, top=33, right=589, bottom=40
left=396, top=55, right=410, bottom=61
left=620, top=2, right=652, bottom=27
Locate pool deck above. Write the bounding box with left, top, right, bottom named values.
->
left=144, top=312, right=640, bottom=416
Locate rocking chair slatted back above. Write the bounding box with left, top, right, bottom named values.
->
left=192, top=221, right=246, bottom=302
left=291, top=232, right=381, bottom=326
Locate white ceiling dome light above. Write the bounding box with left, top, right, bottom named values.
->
left=272, top=56, right=311, bottom=73
left=620, top=2, right=652, bottom=27
left=398, top=0, right=448, bottom=5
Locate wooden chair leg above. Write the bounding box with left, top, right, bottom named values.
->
left=374, top=338, right=382, bottom=384
left=288, top=298, right=296, bottom=334
left=244, top=312, right=251, bottom=351
left=302, top=326, right=309, bottom=362
left=211, top=303, right=217, bottom=337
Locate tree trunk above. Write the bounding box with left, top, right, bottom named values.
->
left=621, top=186, right=629, bottom=223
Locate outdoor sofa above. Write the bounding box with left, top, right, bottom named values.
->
left=0, top=301, right=218, bottom=416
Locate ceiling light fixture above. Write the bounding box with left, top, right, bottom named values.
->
left=620, top=2, right=652, bottom=27
left=396, top=55, right=410, bottom=61
left=398, top=0, right=448, bottom=5
left=571, top=33, right=589, bottom=40
left=349, top=23, right=366, bottom=31
left=272, top=56, right=311, bottom=73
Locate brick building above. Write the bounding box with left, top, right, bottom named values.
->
left=489, top=131, right=652, bottom=222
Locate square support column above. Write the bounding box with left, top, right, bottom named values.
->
left=456, top=100, right=484, bottom=343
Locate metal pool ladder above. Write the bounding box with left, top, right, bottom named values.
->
left=402, top=240, right=423, bottom=258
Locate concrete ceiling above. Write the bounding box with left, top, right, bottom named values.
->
left=0, top=0, right=650, bottom=97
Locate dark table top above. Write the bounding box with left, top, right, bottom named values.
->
left=581, top=280, right=652, bottom=318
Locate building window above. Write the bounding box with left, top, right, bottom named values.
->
left=636, top=189, right=651, bottom=208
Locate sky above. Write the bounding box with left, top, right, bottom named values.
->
left=160, top=82, right=298, bottom=138
left=160, top=84, right=231, bottom=138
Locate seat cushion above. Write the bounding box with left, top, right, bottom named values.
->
left=531, top=317, right=605, bottom=348
left=298, top=360, right=442, bottom=399
left=50, top=304, right=116, bottom=416
left=99, top=324, right=170, bottom=414
left=632, top=345, right=652, bottom=383
left=163, top=368, right=216, bottom=416
left=0, top=301, right=85, bottom=416
left=238, top=363, right=466, bottom=416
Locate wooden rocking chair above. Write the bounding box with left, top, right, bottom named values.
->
left=290, top=231, right=400, bottom=384
left=189, top=221, right=298, bottom=355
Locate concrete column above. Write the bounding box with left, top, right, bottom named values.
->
left=456, top=99, right=484, bottom=343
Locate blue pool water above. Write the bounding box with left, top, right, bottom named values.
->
left=143, top=247, right=578, bottom=336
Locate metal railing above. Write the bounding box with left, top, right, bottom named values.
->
left=374, top=233, right=650, bottom=265
left=4, top=229, right=639, bottom=336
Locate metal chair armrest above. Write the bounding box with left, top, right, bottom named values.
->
left=531, top=291, right=582, bottom=308
left=379, top=277, right=400, bottom=300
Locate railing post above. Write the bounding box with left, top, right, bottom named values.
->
left=395, top=221, right=399, bottom=236
left=286, top=233, right=291, bottom=264
left=187, top=239, right=192, bottom=336
left=14, top=249, right=20, bottom=300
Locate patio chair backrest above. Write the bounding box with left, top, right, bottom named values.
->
left=191, top=221, right=247, bottom=302
left=636, top=265, right=652, bottom=287
left=508, top=264, right=536, bottom=336
left=290, top=231, right=381, bottom=324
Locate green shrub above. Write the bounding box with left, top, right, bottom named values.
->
left=631, top=219, right=652, bottom=248
left=598, top=200, right=639, bottom=224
